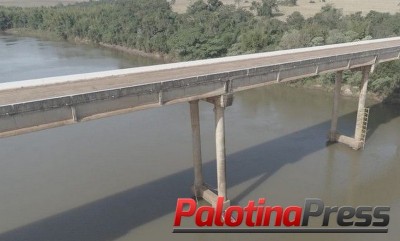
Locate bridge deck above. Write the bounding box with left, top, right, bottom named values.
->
left=0, top=37, right=399, bottom=137
left=1, top=38, right=400, bottom=106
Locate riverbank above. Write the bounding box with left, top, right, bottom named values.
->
left=4, top=28, right=60, bottom=40
left=285, top=82, right=383, bottom=103
left=96, top=42, right=173, bottom=62
left=285, top=75, right=400, bottom=104
left=287, top=81, right=400, bottom=104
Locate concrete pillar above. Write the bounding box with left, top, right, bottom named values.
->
left=329, top=71, right=343, bottom=142
left=214, top=100, right=227, bottom=200
left=189, top=100, right=203, bottom=196
left=354, top=66, right=371, bottom=148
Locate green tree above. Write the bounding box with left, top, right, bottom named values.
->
left=311, top=36, right=324, bottom=46
left=207, top=0, right=223, bottom=11
left=234, top=0, right=242, bottom=7
left=326, top=29, right=350, bottom=44
left=339, top=12, right=368, bottom=40
left=251, top=0, right=279, bottom=17
left=0, top=9, right=11, bottom=30
left=187, top=0, right=208, bottom=14
left=240, top=28, right=269, bottom=52
left=312, top=4, right=343, bottom=29
left=286, top=11, right=305, bottom=30
left=279, top=29, right=310, bottom=49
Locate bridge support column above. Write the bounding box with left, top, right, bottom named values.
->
left=189, top=95, right=232, bottom=209
left=335, top=66, right=371, bottom=150
left=213, top=95, right=231, bottom=208
left=329, top=71, right=343, bottom=142
left=353, top=66, right=371, bottom=149
left=189, top=100, right=203, bottom=196
left=214, top=99, right=227, bottom=201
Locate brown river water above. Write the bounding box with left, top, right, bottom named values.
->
left=0, top=33, right=399, bottom=241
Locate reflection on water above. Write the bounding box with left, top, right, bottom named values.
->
left=0, top=34, right=399, bottom=241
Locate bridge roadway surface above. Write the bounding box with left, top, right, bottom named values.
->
left=0, top=37, right=399, bottom=138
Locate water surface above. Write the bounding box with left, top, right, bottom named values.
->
left=0, top=33, right=399, bottom=241
left=0, top=33, right=161, bottom=82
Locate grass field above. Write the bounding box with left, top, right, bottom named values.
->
left=0, top=0, right=399, bottom=19
left=173, top=0, right=400, bottom=18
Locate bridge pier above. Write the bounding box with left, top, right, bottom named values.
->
left=214, top=97, right=228, bottom=203
left=329, top=71, right=343, bottom=142
left=189, top=95, right=232, bottom=209
left=331, top=66, right=371, bottom=150
left=353, top=66, right=371, bottom=149
left=189, top=100, right=204, bottom=196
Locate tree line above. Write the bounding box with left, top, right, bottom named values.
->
left=0, top=0, right=399, bottom=99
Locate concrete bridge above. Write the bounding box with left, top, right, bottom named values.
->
left=1, top=37, right=400, bottom=207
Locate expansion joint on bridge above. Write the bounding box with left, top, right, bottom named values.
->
left=315, top=65, right=320, bottom=75
left=224, top=79, right=233, bottom=93
left=370, top=56, right=378, bottom=73
left=347, top=59, right=352, bottom=69
left=276, top=70, right=281, bottom=82
left=158, top=82, right=165, bottom=105
left=71, top=106, right=78, bottom=122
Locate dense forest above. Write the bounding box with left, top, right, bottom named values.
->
left=0, top=0, right=400, bottom=101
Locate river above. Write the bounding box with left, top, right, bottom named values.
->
left=0, top=33, right=399, bottom=241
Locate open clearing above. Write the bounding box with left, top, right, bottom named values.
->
left=173, top=0, right=400, bottom=18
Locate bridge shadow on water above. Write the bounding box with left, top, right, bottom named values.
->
left=0, top=102, right=398, bottom=241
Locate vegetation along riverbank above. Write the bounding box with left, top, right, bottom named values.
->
left=1, top=0, right=399, bottom=102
